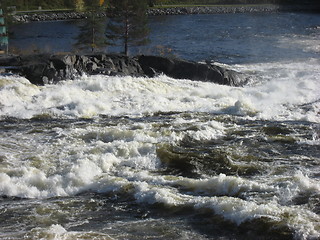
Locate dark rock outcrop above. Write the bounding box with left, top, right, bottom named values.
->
left=1, top=54, right=144, bottom=85
left=0, top=54, right=249, bottom=87
left=138, top=55, right=247, bottom=86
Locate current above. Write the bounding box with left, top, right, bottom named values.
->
left=0, top=11, right=320, bottom=240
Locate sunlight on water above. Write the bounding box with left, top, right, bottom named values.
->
left=0, top=58, right=319, bottom=122
left=1, top=11, right=320, bottom=240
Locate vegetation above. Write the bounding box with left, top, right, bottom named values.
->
left=149, top=0, right=319, bottom=6
left=106, top=0, right=149, bottom=56
left=1, top=0, right=74, bottom=11
left=74, top=0, right=107, bottom=52
left=1, top=0, right=316, bottom=11
left=150, top=0, right=278, bottom=5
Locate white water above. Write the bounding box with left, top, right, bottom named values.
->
left=1, top=61, right=320, bottom=239
left=0, top=59, right=319, bottom=122
left=2, top=11, right=320, bottom=240
left=1, top=57, right=320, bottom=239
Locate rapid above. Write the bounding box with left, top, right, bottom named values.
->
left=0, top=12, right=319, bottom=240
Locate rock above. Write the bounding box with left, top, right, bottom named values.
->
left=0, top=54, right=249, bottom=86
left=16, top=54, right=145, bottom=85
left=0, top=55, right=21, bottom=66
left=146, top=5, right=281, bottom=16
left=138, top=55, right=248, bottom=86
left=22, top=63, right=48, bottom=85
left=11, top=5, right=320, bottom=23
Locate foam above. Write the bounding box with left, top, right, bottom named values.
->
left=278, top=34, right=320, bottom=54
left=1, top=58, right=319, bottom=122
left=231, top=58, right=320, bottom=122
left=131, top=180, right=320, bottom=239
left=1, top=59, right=319, bottom=238
left=277, top=171, right=320, bottom=203
left=174, top=173, right=275, bottom=196
left=1, top=123, right=319, bottom=238
left=0, top=76, right=41, bottom=118
left=27, top=224, right=113, bottom=240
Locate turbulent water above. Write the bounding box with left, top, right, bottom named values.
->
left=1, top=12, right=320, bottom=240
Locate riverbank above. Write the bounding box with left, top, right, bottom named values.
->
left=11, top=5, right=284, bottom=23
left=147, top=4, right=281, bottom=16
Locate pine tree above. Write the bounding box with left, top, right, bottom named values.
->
left=74, top=0, right=107, bottom=52
left=106, top=0, right=149, bottom=56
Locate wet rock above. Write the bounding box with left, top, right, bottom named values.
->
left=0, top=54, right=249, bottom=86
left=16, top=54, right=145, bottom=85
left=138, top=55, right=249, bottom=86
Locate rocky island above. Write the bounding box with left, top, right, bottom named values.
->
left=0, top=54, right=250, bottom=86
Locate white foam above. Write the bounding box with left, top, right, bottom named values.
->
left=0, top=76, right=41, bottom=118
left=276, top=171, right=320, bottom=204
left=131, top=180, right=320, bottom=239
left=299, top=124, right=320, bottom=146
left=1, top=120, right=319, bottom=238
left=195, top=196, right=320, bottom=240
left=174, top=173, right=275, bottom=196
left=1, top=58, right=319, bottom=122
left=0, top=118, right=174, bottom=198
left=278, top=34, right=320, bottom=54
left=231, top=58, right=320, bottom=122
left=27, top=224, right=114, bottom=240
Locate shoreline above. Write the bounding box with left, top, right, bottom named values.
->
left=10, top=4, right=302, bottom=23
left=147, top=4, right=281, bottom=16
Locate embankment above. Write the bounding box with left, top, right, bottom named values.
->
left=12, top=5, right=282, bottom=23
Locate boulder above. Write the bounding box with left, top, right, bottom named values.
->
left=138, top=55, right=249, bottom=86
left=2, top=54, right=144, bottom=85
left=0, top=54, right=249, bottom=86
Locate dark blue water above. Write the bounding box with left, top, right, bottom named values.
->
left=147, top=12, right=320, bottom=63
left=9, top=12, right=320, bottom=63
left=9, top=20, right=81, bottom=53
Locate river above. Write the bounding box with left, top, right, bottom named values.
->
left=1, top=12, right=320, bottom=240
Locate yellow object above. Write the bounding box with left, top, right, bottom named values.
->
left=99, top=0, right=105, bottom=6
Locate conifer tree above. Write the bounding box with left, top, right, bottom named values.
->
left=106, top=0, right=149, bottom=56
left=74, top=0, right=107, bottom=52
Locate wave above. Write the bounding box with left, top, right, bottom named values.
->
left=1, top=59, right=319, bottom=122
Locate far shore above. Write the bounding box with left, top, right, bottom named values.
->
left=10, top=4, right=317, bottom=23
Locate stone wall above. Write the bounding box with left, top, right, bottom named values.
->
left=12, top=5, right=282, bottom=23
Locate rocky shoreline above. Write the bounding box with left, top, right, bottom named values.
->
left=11, top=5, right=283, bottom=23
left=147, top=5, right=282, bottom=16
left=0, top=54, right=250, bottom=87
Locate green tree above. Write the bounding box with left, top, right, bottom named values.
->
left=106, top=0, right=149, bottom=56
left=74, top=0, right=107, bottom=52
left=74, top=0, right=85, bottom=11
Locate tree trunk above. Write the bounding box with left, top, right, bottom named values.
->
left=124, top=16, right=129, bottom=56
left=91, top=14, right=95, bottom=52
